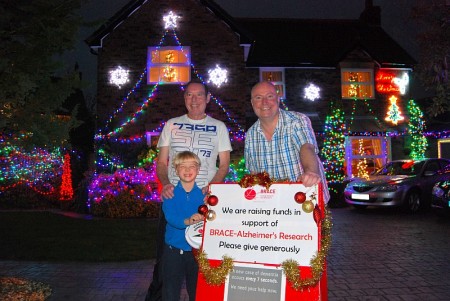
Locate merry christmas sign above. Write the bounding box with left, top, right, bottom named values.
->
left=195, top=181, right=329, bottom=301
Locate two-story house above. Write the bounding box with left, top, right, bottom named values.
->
left=86, top=0, right=418, bottom=179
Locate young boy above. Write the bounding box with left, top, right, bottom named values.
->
left=162, top=151, right=205, bottom=301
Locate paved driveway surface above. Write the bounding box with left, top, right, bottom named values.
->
left=1, top=207, right=449, bottom=300
left=327, top=207, right=450, bottom=300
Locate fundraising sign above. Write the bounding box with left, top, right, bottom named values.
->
left=202, top=183, right=320, bottom=266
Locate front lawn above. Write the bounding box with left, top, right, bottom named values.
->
left=0, top=211, right=157, bottom=262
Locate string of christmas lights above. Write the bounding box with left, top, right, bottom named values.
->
left=321, top=104, right=346, bottom=183
left=0, top=144, right=63, bottom=195
left=407, top=99, right=427, bottom=160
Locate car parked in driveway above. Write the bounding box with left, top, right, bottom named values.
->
left=431, top=164, right=450, bottom=216
left=344, top=158, right=450, bottom=213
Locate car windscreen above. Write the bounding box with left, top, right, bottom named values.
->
left=374, top=161, right=424, bottom=176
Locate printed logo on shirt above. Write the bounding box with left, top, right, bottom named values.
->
left=173, top=123, right=217, bottom=132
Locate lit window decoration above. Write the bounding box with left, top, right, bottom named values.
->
left=356, top=139, right=370, bottom=179
left=163, top=11, right=180, bottom=29
left=165, top=50, right=175, bottom=63
left=341, top=70, right=374, bottom=99
left=393, top=73, right=409, bottom=95
left=147, top=46, right=190, bottom=84
left=385, top=95, right=404, bottom=125
left=348, top=72, right=360, bottom=98
left=304, top=83, right=321, bottom=101
left=163, top=65, right=177, bottom=82
left=109, top=66, right=130, bottom=88
left=208, top=65, right=228, bottom=87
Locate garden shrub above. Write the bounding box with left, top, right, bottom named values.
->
left=89, top=168, right=161, bottom=218
left=0, top=184, right=59, bottom=209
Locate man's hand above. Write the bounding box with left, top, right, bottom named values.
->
left=160, top=183, right=175, bottom=200
left=185, top=213, right=203, bottom=225
left=298, top=171, right=321, bottom=187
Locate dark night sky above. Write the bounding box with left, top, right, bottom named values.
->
left=71, top=0, right=421, bottom=97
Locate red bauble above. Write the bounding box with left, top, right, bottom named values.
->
left=313, top=204, right=322, bottom=226
left=198, top=204, right=209, bottom=216
left=294, top=191, right=306, bottom=204
left=207, top=195, right=219, bottom=206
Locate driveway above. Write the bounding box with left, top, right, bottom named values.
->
left=1, top=207, right=449, bottom=300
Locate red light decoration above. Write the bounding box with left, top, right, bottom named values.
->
left=375, top=71, right=400, bottom=94
left=59, top=153, right=73, bottom=201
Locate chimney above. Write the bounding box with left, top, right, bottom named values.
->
left=359, top=0, right=381, bottom=26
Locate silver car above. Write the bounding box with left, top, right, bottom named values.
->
left=344, top=158, right=450, bottom=213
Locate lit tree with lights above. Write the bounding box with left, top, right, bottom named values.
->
left=407, top=99, right=428, bottom=160
left=60, top=153, right=73, bottom=201
left=385, top=95, right=404, bottom=125
left=321, top=104, right=346, bottom=183
left=225, top=157, right=248, bottom=182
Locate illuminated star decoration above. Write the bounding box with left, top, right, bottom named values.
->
left=304, top=83, right=321, bottom=101
left=109, top=66, right=129, bottom=88
left=208, top=65, right=228, bottom=87
left=393, top=73, right=409, bottom=95
left=385, top=95, right=404, bottom=125
left=163, top=11, right=180, bottom=29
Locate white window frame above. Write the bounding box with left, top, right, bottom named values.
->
left=341, top=68, right=375, bottom=99
left=259, top=68, right=286, bottom=99
left=345, top=136, right=390, bottom=178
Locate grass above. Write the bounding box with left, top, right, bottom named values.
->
left=0, top=211, right=158, bottom=262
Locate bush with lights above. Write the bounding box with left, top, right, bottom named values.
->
left=88, top=166, right=161, bottom=218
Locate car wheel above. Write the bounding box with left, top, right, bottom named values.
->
left=403, top=190, right=421, bottom=213
left=353, top=205, right=367, bottom=210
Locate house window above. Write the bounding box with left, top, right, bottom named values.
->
left=345, top=136, right=389, bottom=178
left=341, top=69, right=374, bottom=99
left=438, top=138, right=450, bottom=159
left=260, top=68, right=285, bottom=98
left=147, top=46, right=191, bottom=84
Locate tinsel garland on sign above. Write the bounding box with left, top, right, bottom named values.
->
left=196, top=251, right=234, bottom=286
left=281, top=207, right=332, bottom=290
left=238, top=171, right=279, bottom=189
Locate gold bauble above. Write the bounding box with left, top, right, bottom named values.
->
left=302, top=200, right=314, bottom=213
left=206, top=210, right=216, bottom=221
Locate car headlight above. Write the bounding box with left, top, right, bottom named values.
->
left=374, top=185, right=398, bottom=192
left=432, top=186, right=444, bottom=198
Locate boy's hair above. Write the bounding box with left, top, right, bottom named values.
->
left=173, top=151, right=201, bottom=167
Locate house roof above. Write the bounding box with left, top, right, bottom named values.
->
left=85, top=0, right=253, bottom=49
left=85, top=0, right=416, bottom=69
left=237, top=18, right=416, bottom=68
